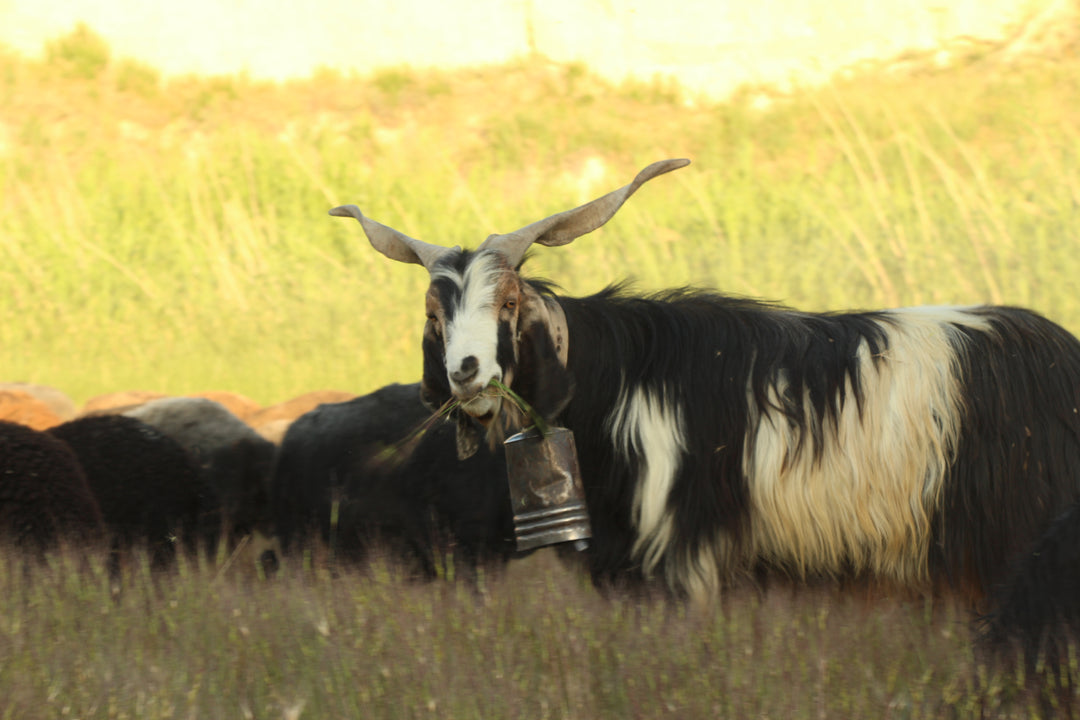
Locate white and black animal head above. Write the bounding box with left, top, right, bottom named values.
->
left=331, top=159, right=689, bottom=455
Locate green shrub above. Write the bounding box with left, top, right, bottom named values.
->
left=44, top=22, right=110, bottom=79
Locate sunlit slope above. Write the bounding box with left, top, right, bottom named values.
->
left=1, top=27, right=1078, bottom=404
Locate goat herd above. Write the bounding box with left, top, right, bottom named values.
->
left=3, top=159, right=1080, bottom=688
left=0, top=380, right=509, bottom=578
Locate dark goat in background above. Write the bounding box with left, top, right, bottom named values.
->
left=124, top=396, right=276, bottom=550
left=0, top=420, right=103, bottom=552
left=49, top=414, right=209, bottom=567
left=270, top=382, right=515, bottom=578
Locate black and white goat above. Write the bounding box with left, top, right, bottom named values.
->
left=331, top=159, right=1080, bottom=607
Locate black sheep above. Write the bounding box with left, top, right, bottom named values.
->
left=49, top=414, right=210, bottom=566
left=0, top=420, right=103, bottom=553
left=123, top=397, right=276, bottom=549
left=270, top=382, right=516, bottom=579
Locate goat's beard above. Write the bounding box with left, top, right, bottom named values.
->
left=453, top=393, right=532, bottom=461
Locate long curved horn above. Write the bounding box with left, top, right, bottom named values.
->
left=329, top=204, right=457, bottom=269
left=478, top=158, right=690, bottom=267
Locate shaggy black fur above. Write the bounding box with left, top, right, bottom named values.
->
left=49, top=415, right=210, bottom=566
left=424, top=279, right=1080, bottom=605
left=124, top=397, right=276, bottom=548
left=270, top=382, right=516, bottom=578
left=932, top=306, right=1080, bottom=604
left=0, top=420, right=103, bottom=552
left=551, top=286, right=895, bottom=589
left=980, top=499, right=1080, bottom=688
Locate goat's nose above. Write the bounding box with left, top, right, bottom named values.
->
left=450, top=356, right=480, bottom=385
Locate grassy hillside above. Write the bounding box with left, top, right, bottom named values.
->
left=2, top=25, right=1078, bottom=406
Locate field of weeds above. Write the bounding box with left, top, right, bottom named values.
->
left=2, top=545, right=1071, bottom=719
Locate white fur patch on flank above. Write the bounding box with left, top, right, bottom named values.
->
left=744, top=306, right=992, bottom=586
left=439, top=253, right=505, bottom=394
left=607, top=386, right=687, bottom=575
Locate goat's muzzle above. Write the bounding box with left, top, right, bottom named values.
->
left=454, top=386, right=500, bottom=424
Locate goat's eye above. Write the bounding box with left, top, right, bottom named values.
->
left=504, top=300, right=517, bottom=311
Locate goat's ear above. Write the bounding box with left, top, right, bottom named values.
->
left=330, top=205, right=457, bottom=269
left=515, top=322, right=574, bottom=422
left=508, top=292, right=572, bottom=421
left=479, top=158, right=690, bottom=267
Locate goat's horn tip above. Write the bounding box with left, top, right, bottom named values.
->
left=329, top=204, right=361, bottom=218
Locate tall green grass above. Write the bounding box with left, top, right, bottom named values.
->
left=2, top=26, right=1078, bottom=406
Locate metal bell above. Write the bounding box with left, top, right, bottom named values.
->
left=504, top=426, right=592, bottom=552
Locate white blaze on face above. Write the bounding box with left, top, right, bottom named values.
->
left=431, top=252, right=506, bottom=415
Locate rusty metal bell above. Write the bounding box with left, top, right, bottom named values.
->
left=504, top=426, right=592, bottom=552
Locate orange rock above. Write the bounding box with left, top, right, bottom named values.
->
left=80, top=390, right=168, bottom=415
left=0, top=389, right=63, bottom=430
left=253, top=417, right=293, bottom=445
left=247, top=390, right=357, bottom=429
left=0, top=382, right=77, bottom=421
left=188, top=390, right=262, bottom=422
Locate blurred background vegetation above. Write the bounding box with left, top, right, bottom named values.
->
left=1, top=23, right=1078, bottom=408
